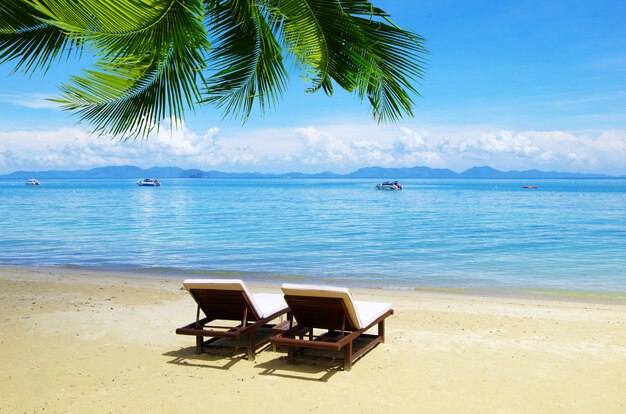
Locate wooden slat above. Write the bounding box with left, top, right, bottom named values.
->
left=271, top=335, right=344, bottom=351
left=284, top=296, right=358, bottom=331
left=350, top=336, right=382, bottom=362
left=190, top=289, right=261, bottom=321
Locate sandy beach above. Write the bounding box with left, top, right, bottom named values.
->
left=1, top=266, right=625, bottom=413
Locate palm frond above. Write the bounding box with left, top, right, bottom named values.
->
left=344, top=2, right=427, bottom=122
left=266, top=0, right=332, bottom=94
left=0, top=0, right=78, bottom=75
left=275, top=0, right=427, bottom=122
left=202, top=0, right=288, bottom=122
left=1, top=0, right=426, bottom=138
left=34, top=0, right=209, bottom=139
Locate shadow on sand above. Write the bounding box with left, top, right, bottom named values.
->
left=253, top=351, right=343, bottom=382
left=163, top=347, right=245, bottom=370
left=164, top=346, right=343, bottom=381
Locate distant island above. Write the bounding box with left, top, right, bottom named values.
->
left=0, top=165, right=621, bottom=180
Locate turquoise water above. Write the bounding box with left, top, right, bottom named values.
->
left=1, top=178, right=625, bottom=292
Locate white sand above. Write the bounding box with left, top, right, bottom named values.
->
left=1, top=266, right=625, bottom=413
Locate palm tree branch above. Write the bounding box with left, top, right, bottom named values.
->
left=269, top=0, right=331, bottom=93
left=51, top=0, right=209, bottom=139
left=202, top=0, right=287, bottom=121
left=0, top=0, right=79, bottom=75
left=288, top=0, right=427, bottom=122
left=27, top=0, right=174, bottom=36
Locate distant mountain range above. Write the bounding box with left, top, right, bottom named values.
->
left=0, top=165, right=620, bottom=179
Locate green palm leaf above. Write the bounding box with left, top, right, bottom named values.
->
left=264, top=0, right=333, bottom=94
left=29, top=0, right=209, bottom=139
left=0, top=0, right=427, bottom=138
left=202, top=0, right=288, bottom=121
left=276, top=0, right=427, bottom=122
left=0, top=0, right=78, bottom=75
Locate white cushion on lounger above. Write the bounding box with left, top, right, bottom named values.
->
left=252, top=293, right=289, bottom=319
left=281, top=283, right=391, bottom=329
left=353, top=300, right=392, bottom=328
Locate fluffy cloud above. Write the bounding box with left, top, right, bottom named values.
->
left=595, top=131, right=626, bottom=153
left=455, top=130, right=540, bottom=157
left=293, top=126, right=444, bottom=169
left=391, top=128, right=445, bottom=167
left=297, top=126, right=355, bottom=165
left=392, top=127, right=428, bottom=153
left=1, top=122, right=625, bottom=175
left=0, top=121, right=224, bottom=171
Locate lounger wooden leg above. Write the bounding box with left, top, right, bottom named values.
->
left=247, top=332, right=255, bottom=361
left=195, top=336, right=203, bottom=354
left=379, top=319, right=386, bottom=343
left=287, top=346, right=295, bottom=365
left=344, top=341, right=353, bottom=371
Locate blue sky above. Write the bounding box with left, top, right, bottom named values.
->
left=1, top=0, right=625, bottom=174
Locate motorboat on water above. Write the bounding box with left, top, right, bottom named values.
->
left=25, top=178, right=40, bottom=186
left=375, top=180, right=402, bottom=190
left=137, top=178, right=161, bottom=186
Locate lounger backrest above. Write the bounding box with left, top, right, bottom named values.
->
left=183, top=279, right=262, bottom=321
left=281, top=284, right=362, bottom=330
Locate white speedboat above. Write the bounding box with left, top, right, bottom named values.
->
left=25, top=179, right=40, bottom=186
left=137, top=178, right=161, bottom=186
left=375, top=180, right=402, bottom=190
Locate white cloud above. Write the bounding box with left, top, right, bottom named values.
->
left=0, top=122, right=625, bottom=175
left=392, top=127, right=428, bottom=153
left=391, top=128, right=445, bottom=167
left=455, top=130, right=540, bottom=157
left=595, top=131, right=626, bottom=153
left=0, top=121, right=224, bottom=171
left=0, top=143, right=6, bottom=168
left=297, top=126, right=355, bottom=165
left=0, top=93, right=61, bottom=109
left=292, top=126, right=444, bottom=169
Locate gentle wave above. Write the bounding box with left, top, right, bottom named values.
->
left=1, top=178, right=625, bottom=292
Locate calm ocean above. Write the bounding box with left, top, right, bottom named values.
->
left=1, top=178, right=625, bottom=293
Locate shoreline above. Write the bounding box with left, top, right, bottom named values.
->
left=3, top=264, right=625, bottom=305
left=1, top=265, right=625, bottom=413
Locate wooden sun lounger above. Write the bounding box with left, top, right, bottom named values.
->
left=269, top=283, right=393, bottom=371
left=176, top=279, right=289, bottom=361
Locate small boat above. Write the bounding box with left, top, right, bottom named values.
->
left=375, top=180, right=402, bottom=190
left=523, top=185, right=539, bottom=189
left=25, top=179, right=40, bottom=186
left=137, top=178, right=161, bottom=187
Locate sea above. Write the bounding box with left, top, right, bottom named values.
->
left=1, top=178, right=625, bottom=295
